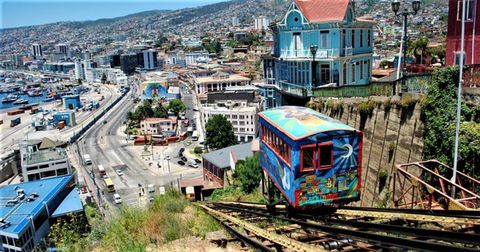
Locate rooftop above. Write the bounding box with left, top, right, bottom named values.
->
left=22, top=148, right=68, bottom=166
left=202, top=142, right=254, bottom=169
left=195, top=74, right=250, bottom=84
left=294, top=0, right=349, bottom=23
left=0, top=175, right=77, bottom=236
left=258, top=106, right=356, bottom=140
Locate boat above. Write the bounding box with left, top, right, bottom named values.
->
left=13, top=99, right=29, bottom=105
left=2, top=94, right=19, bottom=103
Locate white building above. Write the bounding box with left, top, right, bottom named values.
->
left=20, top=139, right=71, bottom=182
left=254, top=16, right=270, bottom=31
left=85, top=68, right=127, bottom=85
left=31, top=43, right=43, bottom=58
left=193, top=71, right=250, bottom=96
left=232, top=17, right=240, bottom=27
left=201, top=90, right=259, bottom=142
left=185, top=51, right=210, bottom=65
left=55, top=43, right=68, bottom=56
left=140, top=117, right=177, bottom=135
left=142, top=49, right=158, bottom=70
left=74, top=59, right=84, bottom=80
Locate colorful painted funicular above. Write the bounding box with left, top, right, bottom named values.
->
left=259, top=106, right=363, bottom=210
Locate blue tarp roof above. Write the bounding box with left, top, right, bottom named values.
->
left=51, top=189, right=83, bottom=218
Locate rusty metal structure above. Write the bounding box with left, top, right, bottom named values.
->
left=392, top=160, right=480, bottom=210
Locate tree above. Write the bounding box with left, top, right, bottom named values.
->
left=193, top=146, right=203, bottom=154
left=153, top=105, right=168, bottom=118
left=233, top=153, right=261, bottom=193
left=205, top=115, right=237, bottom=150
left=409, top=37, right=429, bottom=64
left=168, top=99, right=186, bottom=116
left=101, top=73, right=107, bottom=84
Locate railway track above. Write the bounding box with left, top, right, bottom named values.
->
left=198, top=201, right=480, bottom=252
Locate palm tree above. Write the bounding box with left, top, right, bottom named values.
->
left=409, top=37, right=429, bottom=64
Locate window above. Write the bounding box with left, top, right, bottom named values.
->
left=293, top=32, right=301, bottom=56
left=301, top=146, right=315, bottom=172
left=343, top=63, right=347, bottom=85
left=39, top=164, right=49, bottom=169
left=351, top=63, right=356, bottom=82
left=360, top=61, right=364, bottom=80
left=342, top=30, right=346, bottom=49
left=455, top=51, right=466, bottom=65
left=57, top=168, right=68, bottom=176
left=41, top=170, right=56, bottom=178
left=360, top=30, right=363, bottom=47
left=320, top=64, right=330, bottom=84
left=26, top=166, right=38, bottom=171
left=368, top=30, right=372, bottom=47
left=457, top=0, right=475, bottom=21
left=318, top=144, right=333, bottom=168
left=261, top=125, right=291, bottom=164
left=351, top=30, right=355, bottom=48
left=320, top=31, right=329, bottom=48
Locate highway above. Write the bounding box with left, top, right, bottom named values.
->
left=75, top=80, right=202, bottom=215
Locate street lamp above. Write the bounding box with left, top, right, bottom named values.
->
left=310, top=45, right=318, bottom=87
left=391, top=0, right=421, bottom=94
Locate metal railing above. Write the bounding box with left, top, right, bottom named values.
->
left=280, top=48, right=339, bottom=59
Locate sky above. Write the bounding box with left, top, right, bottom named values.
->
left=1, top=0, right=225, bottom=29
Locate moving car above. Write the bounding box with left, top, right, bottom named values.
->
left=164, top=155, right=171, bottom=160
left=113, top=193, right=122, bottom=204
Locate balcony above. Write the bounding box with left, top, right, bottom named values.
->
left=278, top=80, right=306, bottom=97
left=280, top=48, right=339, bottom=60
left=343, top=47, right=353, bottom=56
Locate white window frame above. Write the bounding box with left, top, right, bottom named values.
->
left=457, top=0, right=475, bottom=21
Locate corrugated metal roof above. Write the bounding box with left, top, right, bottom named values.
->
left=202, top=142, right=254, bottom=169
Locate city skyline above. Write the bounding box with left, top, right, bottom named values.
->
left=1, top=0, right=224, bottom=29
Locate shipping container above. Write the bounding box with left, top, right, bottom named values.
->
left=10, top=117, right=21, bottom=127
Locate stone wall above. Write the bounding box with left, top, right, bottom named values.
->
left=309, top=97, right=424, bottom=207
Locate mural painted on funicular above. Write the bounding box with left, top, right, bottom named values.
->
left=259, top=106, right=363, bottom=208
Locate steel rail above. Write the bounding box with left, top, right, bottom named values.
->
left=199, top=204, right=325, bottom=252
left=213, top=203, right=478, bottom=252
left=220, top=201, right=480, bottom=225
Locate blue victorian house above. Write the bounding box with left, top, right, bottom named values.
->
left=261, top=0, right=375, bottom=108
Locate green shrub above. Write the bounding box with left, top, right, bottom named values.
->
left=358, top=100, right=375, bottom=117
left=193, top=146, right=203, bottom=154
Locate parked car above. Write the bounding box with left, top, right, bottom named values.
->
left=189, top=161, right=199, bottom=168
left=177, top=160, right=185, bottom=166
left=116, top=169, right=124, bottom=176
left=147, top=184, right=155, bottom=193
left=179, top=148, right=185, bottom=153
left=164, top=155, right=171, bottom=160
left=194, top=159, right=202, bottom=164
left=181, top=156, right=188, bottom=162
left=113, top=193, right=122, bottom=204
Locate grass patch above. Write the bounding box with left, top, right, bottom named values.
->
left=211, top=186, right=265, bottom=203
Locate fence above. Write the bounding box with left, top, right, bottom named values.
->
left=313, top=74, right=432, bottom=98
left=69, top=87, right=130, bottom=144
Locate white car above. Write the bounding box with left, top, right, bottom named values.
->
left=113, top=193, right=122, bottom=204
left=148, top=184, right=155, bottom=193
left=164, top=155, right=171, bottom=160
left=189, top=162, right=199, bottom=168
left=116, top=169, right=124, bottom=176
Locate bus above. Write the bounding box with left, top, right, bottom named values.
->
left=192, top=131, right=199, bottom=141
left=103, top=178, right=115, bottom=192
left=97, top=164, right=106, bottom=176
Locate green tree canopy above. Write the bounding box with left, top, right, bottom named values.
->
left=233, top=153, right=261, bottom=193
left=168, top=99, right=186, bottom=116
left=154, top=105, right=168, bottom=118
left=205, top=115, right=237, bottom=150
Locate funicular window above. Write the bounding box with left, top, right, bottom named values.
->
left=318, top=143, right=333, bottom=169
left=301, top=145, right=315, bottom=172
left=261, top=125, right=291, bottom=165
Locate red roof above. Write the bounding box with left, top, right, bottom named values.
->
left=294, top=0, right=349, bottom=23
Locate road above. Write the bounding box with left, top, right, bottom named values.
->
left=74, top=79, right=202, bottom=216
